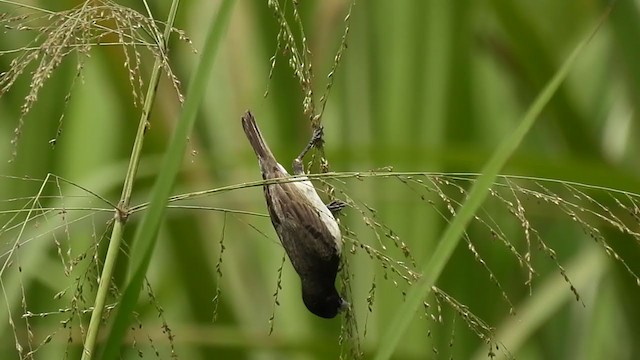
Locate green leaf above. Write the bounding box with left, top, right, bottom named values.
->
left=373, top=11, right=608, bottom=360
left=98, top=1, right=236, bottom=359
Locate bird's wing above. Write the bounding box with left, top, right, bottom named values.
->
left=265, top=182, right=340, bottom=280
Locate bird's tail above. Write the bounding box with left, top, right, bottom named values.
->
left=241, top=111, right=278, bottom=168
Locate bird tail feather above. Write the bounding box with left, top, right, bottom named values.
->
left=241, top=111, right=277, bottom=168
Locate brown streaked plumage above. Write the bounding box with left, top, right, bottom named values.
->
left=241, top=110, right=346, bottom=318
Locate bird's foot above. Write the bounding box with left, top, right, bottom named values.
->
left=326, top=199, right=347, bottom=215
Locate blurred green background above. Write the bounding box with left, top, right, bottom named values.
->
left=1, top=0, right=640, bottom=359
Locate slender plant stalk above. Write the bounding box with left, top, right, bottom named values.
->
left=471, top=244, right=605, bottom=360
left=98, top=1, right=235, bottom=358
left=81, top=2, right=181, bottom=359
left=373, top=9, right=609, bottom=359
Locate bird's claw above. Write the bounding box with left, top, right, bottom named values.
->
left=311, top=126, right=324, bottom=147
left=326, top=199, right=347, bottom=215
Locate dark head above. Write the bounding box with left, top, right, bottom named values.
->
left=301, top=282, right=348, bottom=319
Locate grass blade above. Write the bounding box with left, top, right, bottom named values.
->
left=373, top=10, right=608, bottom=360
left=98, top=1, right=236, bottom=359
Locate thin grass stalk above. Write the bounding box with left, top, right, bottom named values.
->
left=373, top=9, right=609, bottom=360
left=471, top=244, right=605, bottom=360
left=81, top=1, right=181, bottom=359
left=99, top=1, right=235, bottom=358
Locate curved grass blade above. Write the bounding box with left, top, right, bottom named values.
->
left=98, top=1, right=236, bottom=359
left=373, top=9, right=610, bottom=360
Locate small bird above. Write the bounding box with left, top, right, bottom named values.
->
left=241, top=110, right=348, bottom=319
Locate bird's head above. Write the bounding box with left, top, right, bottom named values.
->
left=301, top=282, right=349, bottom=319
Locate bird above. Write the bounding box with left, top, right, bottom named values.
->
left=241, top=110, right=348, bottom=319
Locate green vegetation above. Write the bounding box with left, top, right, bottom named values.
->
left=0, top=1, right=638, bottom=359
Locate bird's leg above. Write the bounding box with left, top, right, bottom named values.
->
left=292, top=126, right=324, bottom=175
left=326, top=199, right=347, bottom=215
